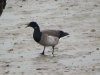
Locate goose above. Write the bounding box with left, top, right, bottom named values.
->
left=26, top=21, right=69, bottom=56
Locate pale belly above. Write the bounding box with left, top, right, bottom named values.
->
left=40, top=36, right=59, bottom=46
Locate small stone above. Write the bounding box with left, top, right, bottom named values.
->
left=14, top=42, right=17, bottom=45
left=5, top=71, right=9, bottom=74
left=36, top=68, right=47, bottom=70
left=20, top=6, right=22, bottom=7
left=65, top=67, right=68, bottom=68
left=22, top=0, right=26, bottom=1
left=17, top=66, right=20, bottom=68
left=8, top=49, right=13, bottom=52
left=83, top=56, right=86, bottom=58
left=88, top=52, right=92, bottom=55
left=91, top=29, right=96, bottom=32
left=53, top=61, right=57, bottom=63
left=65, top=8, right=69, bottom=10
left=96, top=48, right=99, bottom=50
left=92, top=68, right=95, bottom=71
left=36, top=68, right=42, bottom=70
left=20, top=56, right=23, bottom=58
left=6, top=64, right=10, bottom=67
left=94, top=4, right=98, bottom=7
left=18, top=26, right=21, bottom=28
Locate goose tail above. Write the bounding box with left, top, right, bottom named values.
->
left=59, top=31, right=69, bottom=38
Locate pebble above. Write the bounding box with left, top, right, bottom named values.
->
left=6, top=64, right=10, bottom=67
left=8, top=49, right=13, bottom=52
left=96, top=48, right=99, bottom=50
left=91, top=29, right=96, bottom=32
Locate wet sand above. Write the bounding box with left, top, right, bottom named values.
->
left=0, top=0, right=100, bottom=75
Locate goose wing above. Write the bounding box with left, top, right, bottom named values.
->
left=42, top=30, right=60, bottom=38
left=42, top=30, right=69, bottom=38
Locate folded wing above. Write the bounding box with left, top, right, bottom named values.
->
left=42, top=30, right=69, bottom=38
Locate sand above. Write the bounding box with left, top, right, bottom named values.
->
left=0, top=0, right=100, bottom=75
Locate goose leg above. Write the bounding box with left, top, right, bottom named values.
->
left=52, top=46, right=55, bottom=56
left=41, top=46, right=45, bottom=55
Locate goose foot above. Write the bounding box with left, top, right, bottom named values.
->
left=40, top=52, right=45, bottom=55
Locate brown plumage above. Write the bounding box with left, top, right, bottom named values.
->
left=42, top=30, right=60, bottom=38
left=0, top=0, right=6, bottom=16
left=42, top=30, right=69, bottom=38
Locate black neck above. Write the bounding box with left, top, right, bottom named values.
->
left=34, top=27, right=40, bottom=33
left=33, top=27, right=42, bottom=42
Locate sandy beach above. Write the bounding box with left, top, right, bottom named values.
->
left=0, top=0, right=100, bottom=75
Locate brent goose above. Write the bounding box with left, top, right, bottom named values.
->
left=0, top=0, right=6, bottom=16
left=26, top=21, right=69, bottom=56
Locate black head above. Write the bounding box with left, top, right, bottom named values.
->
left=26, top=21, right=39, bottom=29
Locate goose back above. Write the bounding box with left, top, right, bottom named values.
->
left=42, top=30, right=60, bottom=37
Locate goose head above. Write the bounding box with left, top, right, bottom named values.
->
left=26, top=21, right=39, bottom=29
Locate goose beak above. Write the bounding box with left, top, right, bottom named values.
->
left=66, top=33, right=70, bottom=37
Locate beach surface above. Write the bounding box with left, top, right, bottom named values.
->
left=0, top=0, right=100, bottom=75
